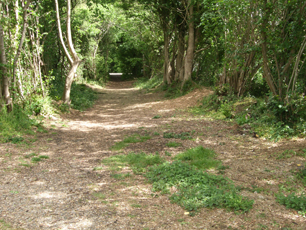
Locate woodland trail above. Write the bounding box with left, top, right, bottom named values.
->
left=1, top=81, right=306, bottom=229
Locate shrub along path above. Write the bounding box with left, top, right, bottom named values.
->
left=1, top=80, right=306, bottom=229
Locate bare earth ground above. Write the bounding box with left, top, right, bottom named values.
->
left=1, top=80, right=306, bottom=229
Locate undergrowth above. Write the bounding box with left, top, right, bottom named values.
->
left=134, top=77, right=197, bottom=99
left=163, top=80, right=197, bottom=99
left=0, top=105, right=42, bottom=143
left=134, top=76, right=163, bottom=90
left=50, top=80, right=98, bottom=112
left=197, top=92, right=306, bottom=141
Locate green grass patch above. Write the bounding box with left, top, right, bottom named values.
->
left=5, top=136, right=24, bottom=144
left=163, top=80, right=196, bottom=99
left=296, top=166, right=306, bottom=185
left=0, top=219, right=14, bottom=230
left=130, top=204, right=142, bottom=208
left=110, top=134, right=151, bottom=151
left=274, top=149, right=306, bottom=159
left=111, top=173, right=131, bottom=180
left=31, top=155, right=49, bottom=163
left=134, top=76, right=163, bottom=90
left=24, top=153, right=37, bottom=158
left=93, top=192, right=106, bottom=200
left=19, top=163, right=31, bottom=167
left=93, top=166, right=103, bottom=171
left=276, top=193, right=306, bottom=215
left=152, top=115, right=161, bottom=119
left=102, top=150, right=253, bottom=215
left=174, top=146, right=221, bottom=170
left=166, top=142, right=182, bottom=148
left=102, top=152, right=164, bottom=174
left=146, top=161, right=253, bottom=214
left=0, top=105, right=41, bottom=143
left=102, top=155, right=127, bottom=171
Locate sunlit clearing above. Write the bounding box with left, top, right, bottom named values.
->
left=32, top=191, right=67, bottom=199
left=60, top=219, right=93, bottom=229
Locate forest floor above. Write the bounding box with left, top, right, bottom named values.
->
left=1, top=80, right=306, bottom=230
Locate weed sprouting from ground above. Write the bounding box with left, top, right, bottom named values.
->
left=110, top=134, right=151, bottom=151
left=166, top=142, right=182, bottom=148
left=31, top=155, right=49, bottom=163
left=276, top=193, right=306, bottom=215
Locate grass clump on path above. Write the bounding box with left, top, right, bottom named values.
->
left=102, top=152, right=164, bottom=174
left=146, top=161, right=254, bottom=214
left=276, top=193, right=306, bottom=215
left=174, top=146, right=221, bottom=170
left=110, top=134, right=151, bottom=151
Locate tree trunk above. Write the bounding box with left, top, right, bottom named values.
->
left=163, top=25, right=171, bottom=84
left=62, top=61, right=80, bottom=103
left=261, top=0, right=277, bottom=96
left=0, top=24, right=12, bottom=112
left=182, top=1, right=195, bottom=87
left=55, top=0, right=81, bottom=104
left=12, top=0, right=31, bottom=94
left=175, top=26, right=185, bottom=81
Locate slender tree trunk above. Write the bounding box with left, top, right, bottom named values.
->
left=105, top=49, right=109, bottom=75
left=12, top=0, right=31, bottom=95
left=182, top=0, right=195, bottom=87
left=261, top=0, right=277, bottom=96
left=55, top=0, right=81, bottom=104
left=163, top=25, right=171, bottom=84
left=176, top=26, right=185, bottom=81
left=0, top=24, right=13, bottom=111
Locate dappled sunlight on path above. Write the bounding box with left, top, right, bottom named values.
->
left=1, top=80, right=306, bottom=229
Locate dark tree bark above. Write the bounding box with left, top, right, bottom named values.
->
left=182, top=0, right=195, bottom=87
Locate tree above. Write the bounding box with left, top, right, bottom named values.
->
left=0, top=23, right=12, bottom=111
left=55, top=0, right=81, bottom=104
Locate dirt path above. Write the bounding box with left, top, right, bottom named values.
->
left=1, top=81, right=306, bottom=229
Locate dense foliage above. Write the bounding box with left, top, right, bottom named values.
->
left=0, top=0, right=306, bottom=138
